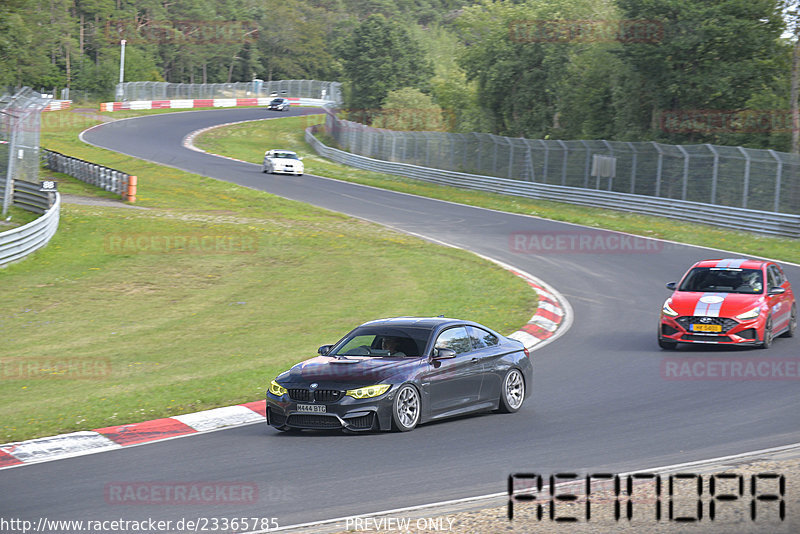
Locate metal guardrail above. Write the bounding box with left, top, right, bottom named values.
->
left=0, top=192, right=60, bottom=267
left=42, top=149, right=133, bottom=199
left=10, top=179, right=53, bottom=214
left=305, top=127, right=800, bottom=239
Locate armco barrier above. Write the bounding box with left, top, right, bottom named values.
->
left=0, top=191, right=60, bottom=267
left=305, top=127, right=800, bottom=239
left=42, top=149, right=136, bottom=201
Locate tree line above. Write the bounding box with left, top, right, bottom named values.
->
left=1, top=0, right=796, bottom=151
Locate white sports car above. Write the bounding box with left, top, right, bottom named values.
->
left=262, top=150, right=304, bottom=175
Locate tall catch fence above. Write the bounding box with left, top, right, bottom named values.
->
left=1, top=87, right=49, bottom=216
left=0, top=87, right=61, bottom=266
left=324, top=111, right=800, bottom=217
left=117, top=80, right=342, bottom=103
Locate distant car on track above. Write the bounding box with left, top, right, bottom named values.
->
left=658, top=258, right=796, bottom=349
left=262, top=149, right=304, bottom=175
left=267, top=97, right=290, bottom=111
left=266, top=317, right=533, bottom=432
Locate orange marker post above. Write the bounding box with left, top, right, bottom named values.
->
left=126, top=176, right=137, bottom=203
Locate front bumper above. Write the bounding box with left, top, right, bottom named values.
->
left=659, top=314, right=764, bottom=346
left=266, top=391, right=394, bottom=432
left=272, top=165, right=303, bottom=175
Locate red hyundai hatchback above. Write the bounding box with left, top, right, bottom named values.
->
left=659, top=259, right=796, bottom=349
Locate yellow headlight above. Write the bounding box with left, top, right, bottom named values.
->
left=269, top=380, right=287, bottom=397
left=345, top=384, right=391, bottom=399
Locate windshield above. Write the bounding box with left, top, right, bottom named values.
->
left=271, top=98, right=284, bottom=104
left=329, top=326, right=431, bottom=357
left=273, top=152, right=298, bottom=159
left=678, top=267, right=764, bottom=294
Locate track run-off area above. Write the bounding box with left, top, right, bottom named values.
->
left=3, top=106, right=799, bottom=530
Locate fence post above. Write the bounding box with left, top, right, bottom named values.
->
left=557, top=140, right=568, bottom=186
left=768, top=149, right=782, bottom=213
left=2, top=120, right=18, bottom=216
left=706, top=144, right=719, bottom=205
left=473, top=133, right=483, bottom=174
left=737, top=146, right=751, bottom=209
left=602, top=140, right=614, bottom=191
left=677, top=145, right=689, bottom=201
left=540, top=140, right=549, bottom=183
left=580, top=140, right=591, bottom=188
left=653, top=142, right=664, bottom=197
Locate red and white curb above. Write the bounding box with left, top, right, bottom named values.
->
left=43, top=100, right=72, bottom=112
left=99, top=97, right=329, bottom=112
left=508, top=270, right=567, bottom=348
left=0, top=401, right=266, bottom=469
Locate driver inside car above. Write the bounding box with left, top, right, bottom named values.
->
left=381, top=336, right=406, bottom=357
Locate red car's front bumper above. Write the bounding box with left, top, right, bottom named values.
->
left=659, top=313, right=765, bottom=345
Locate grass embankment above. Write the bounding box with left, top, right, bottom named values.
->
left=196, top=115, right=800, bottom=264
left=0, top=109, right=536, bottom=442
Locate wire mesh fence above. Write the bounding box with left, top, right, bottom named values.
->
left=1, top=87, right=48, bottom=215
left=116, top=80, right=342, bottom=103
left=324, top=111, right=800, bottom=216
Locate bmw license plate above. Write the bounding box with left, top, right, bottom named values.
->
left=297, top=404, right=326, bottom=413
left=691, top=324, right=722, bottom=332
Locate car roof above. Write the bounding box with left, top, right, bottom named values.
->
left=359, top=316, right=484, bottom=329
left=691, top=258, right=768, bottom=270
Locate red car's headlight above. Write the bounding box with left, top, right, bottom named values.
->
left=662, top=300, right=679, bottom=317
left=736, top=306, right=761, bottom=321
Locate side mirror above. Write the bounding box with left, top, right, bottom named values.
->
left=768, top=287, right=786, bottom=296
left=666, top=282, right=677, bottom=290
left=318, top=345, right=333, bottom=355
left=433, top=348, right=456, bottom=360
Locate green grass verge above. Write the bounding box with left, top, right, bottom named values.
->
left=0, top=109, right=536, bottom=442
left=196, top=115, right=800, bottom=264
left=0, top=205, right=39, bottom=230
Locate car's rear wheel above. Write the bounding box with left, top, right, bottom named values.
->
left=392, top=384, right=420, bottom=432
left=781, top=304, right=796, bottom=338
left=497, top=368, right=525, bottom=413
left=658, top=337, right=677, bottom=350
left=760, top=317, right=773, bottom=349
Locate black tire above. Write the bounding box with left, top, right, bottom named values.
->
left=760, top=317, right=773, bottom=349
left=780, top=304, right=796, bottom=338
left=497, top=368, right=525, bottom=413
left=391, top=384, right=420, bottom=432
left=658, top=337, right=677, bottom=350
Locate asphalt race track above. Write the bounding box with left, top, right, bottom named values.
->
left=3, top=107, right=799, bottom=530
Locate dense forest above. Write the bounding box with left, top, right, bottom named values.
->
left=1, top=0, right=797, bottom=150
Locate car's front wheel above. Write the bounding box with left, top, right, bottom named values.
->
left=781, top=304, right=796, bottom=338
left=760, top=317, right=773, bottom=349
left=497, top=368, right=525, bottom=413
left=392, top=384, right=420, bottom=432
